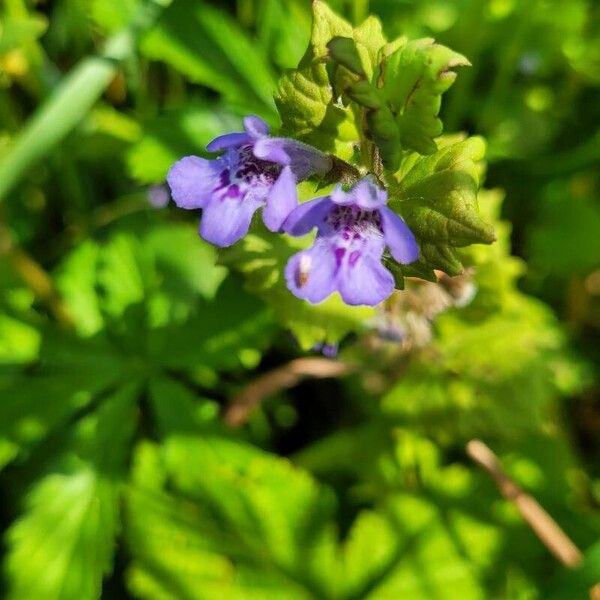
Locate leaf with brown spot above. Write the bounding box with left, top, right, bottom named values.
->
left=381, top=38, right=470, bottom=155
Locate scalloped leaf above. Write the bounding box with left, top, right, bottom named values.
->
left=125, top=436, right=338, bottom=599
left=4, top=384, right=138, bottom=600
left=125, top=437, right=488, bottom=599
left=327, top=35, right=401, bottom=170
left=389, top=136, right=495, bottom=275
left=275, top=0, right=358, bottom=160
left=381, top=38, right=470, bottom=155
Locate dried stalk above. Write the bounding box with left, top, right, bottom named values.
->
left=467, top=439, right=600, bottom=599
left=223, top=358, right=355, bottom=427
left=467, top=439, right=582, bottom=567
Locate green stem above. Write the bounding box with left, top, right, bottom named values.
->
left=0, top=0, right=169, bottom=203
left=351, top=0, right=369, bottom=25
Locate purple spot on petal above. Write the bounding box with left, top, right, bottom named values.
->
left=349, top=250, right=361, bottom=266
left=226, top=184, right=240, bottom=198
left=214, top=169, right=231, bottom=192
left=335, top=247, right=346, bottom=266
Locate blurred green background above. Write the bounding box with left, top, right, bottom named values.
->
left=0, top=0, right=599, bottom=598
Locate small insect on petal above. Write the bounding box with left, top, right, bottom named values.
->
left=284, top=176, right=418, bottom=306
left=296, top=254, right=312, bottom=288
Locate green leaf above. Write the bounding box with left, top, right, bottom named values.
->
left=150, top=276, right=276, bottom=371
left=381, top=38, right=470, bottom=155
left=90, top=0, right=140, bottom=33
left=56, top=218, right=266, bottom=376
left=126, top=104, right=242, bottom=184
left=124, top=436, right=493, bottom=599
left=220, top=228, right=374, bottom=349
left=148, top=376, right=219, bottom=438
left=380, top=292, right=576, bottom=441
left=275, top=0, right=358, bottom=160
left=0, top=314, right=40, bottom=365
left=460, top=188, right=525, bottom=312
left=125, top=436, right=338, bottom=599
left=328, top=36, right=367, bottom=79
left=340, top=495, right=487, bottom=599
left=389, top=136, right=495, bottom=275
left=4, top=384, right=138, bottom=600
left=0, top=332, right=125, bottom=470
left=56, top=221, right=228, bottom=336
left=276, top=63, right=359, bottom=160
left=54, top=239, right=104, bottom=337
left=96, top=232, right=149, bottom=321
left=324, top=31, right=468, bottom=169
left=304, top=0, right=353, bottom=60
left=326, top=35, right=401, bottom=171
left=293, top=423, right=393, bottom=482
left=0, top=10, right=47, bottom=54
left=141, top=1, right=276, bottom=110
left=352, top=16, right=387, bottom=79
left=143, top=222, right=228, bottom=307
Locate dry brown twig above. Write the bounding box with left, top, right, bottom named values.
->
left=226, top=376, right=599, bottom=594
left=467, top=439, right=600, bottom=599
left=223, top=357, right=355, bottom=427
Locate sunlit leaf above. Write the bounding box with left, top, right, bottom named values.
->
left=381, top=38, right=470, bottom=155
left=389, top=136, right=495, bottom=275
left=4, top=384, right=138, bottom=600
left=125, top=437, right=338, bottom=599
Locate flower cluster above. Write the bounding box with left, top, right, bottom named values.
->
left=166, top=116, right=418, bottom=307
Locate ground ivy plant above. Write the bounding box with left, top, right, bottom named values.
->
left=165, top=0, right=495, bottom=348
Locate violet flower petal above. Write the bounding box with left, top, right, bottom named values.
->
left=262, top=166, right=298, bottom=232
left=330, top=177, right=386, bottom=210
left=285, top=239, right=338, bottom=304
left=283, top=196, right=333, bottom=236
left=243, top=115, right=269, bottom=137
left=206, top=132, right=251, bottom=153
left=338, top=253, right=395, bottom=306
left=199, top=196, right=263, bottom=247
left=253, top=137, right=331, bottom=180
left=380, top=206, right=419, bottom=264
left=350, top=177, right=388, bottom=209
left=167, top=156, right=218, bottom=209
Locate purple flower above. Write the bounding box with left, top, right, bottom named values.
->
left=147, top=184, right=171, bottom=209
left=283, top=177, right=419, bottom=306
left=312, top=342, right=339, bottom=358
left=166, top=115, right=331, bottom=247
